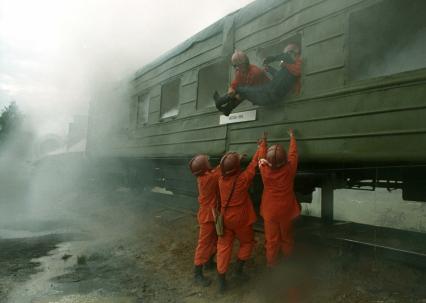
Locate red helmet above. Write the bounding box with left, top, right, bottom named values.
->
left=189, top=154, right=211, bottom=176
left=266, top=144, right=287, bottom=169
left=231, top=50, right=249, bottom=66
left=220, top=152, right=241, bottom=176
left=284, top=43, right=300, bottom=55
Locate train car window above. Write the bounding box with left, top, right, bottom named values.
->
left=257, top=35, right=302, bottom=87
left=137, top=94, right=149, bottom=125
left=197, top=60, right=229, bottom=110
left=348, top=0, right=426, bottom=81
left=160, top=78, right=180, bottom=119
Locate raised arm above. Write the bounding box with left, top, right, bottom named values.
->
left=258, top=132, right=268, bottom=160
left=240, top=134, right=267, bottom=187
left=287, top=129, right=298, bottom=176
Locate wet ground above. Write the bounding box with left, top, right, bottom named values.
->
left=1, top=184, right=426, bottom=303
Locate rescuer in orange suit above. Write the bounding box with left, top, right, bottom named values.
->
left=189, top=154, right=221, bottom=287
left=258, top=128, right=300, bottom=267
left=213, top=50, right=270, bottom=116
left=216, top=134, right=267, bottom=292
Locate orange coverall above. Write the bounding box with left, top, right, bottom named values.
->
left=259, top=135, right=300, bottom=267
left=282, top=56, right=302, bottom=95
left=230, top=64, right=270, bottom=91
left=216, top=144, right=264, bottom=274
left=194, top=167, right=220, bottom=266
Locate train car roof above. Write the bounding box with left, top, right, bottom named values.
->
left=134, top=0, right=287, bottom=80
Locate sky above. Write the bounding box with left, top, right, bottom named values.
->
left=0, top=0, right=253, bottom=136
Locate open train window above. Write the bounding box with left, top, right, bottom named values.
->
left=137, top=94, right=149, bottom=125
left=256, top=34, right=302, bottom=90
left=348, top=0, right=426, bottom=81
left=197, top=60, right=229, bottom=110
left=160, top=78, right=180, bottom=119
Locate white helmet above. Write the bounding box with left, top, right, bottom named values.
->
left=231, top=50, right=249, bottom=66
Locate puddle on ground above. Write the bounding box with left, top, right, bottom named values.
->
left=6, top=241, right=92, bottom=302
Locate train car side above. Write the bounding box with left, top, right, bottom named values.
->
left=88, top=0, right=426, bottom=203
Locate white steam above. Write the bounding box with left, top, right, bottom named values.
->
left=0, top=0, right=254, bottom=136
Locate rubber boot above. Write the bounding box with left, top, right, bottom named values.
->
left=218, top=273, right=227, bottom=293
left=220, top=102, right=233, bottom=116
left=213, top=91, right=241, bottom=116
left=213, top=91, right=237, bottom=115
left=204, top=254, right=216, bottom=271
left=221, top=98, right=242, bottom=116
left=194, top=265, right=211, bottom=287
left=235, top=259, right=250, bottom=282
left=213, top=91, right=231, bottom=108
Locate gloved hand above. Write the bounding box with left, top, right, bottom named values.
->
left=258, top=158, right=272, bottom=167
left=227, top=88, right=236, bottom=96
left=277, top=52, right=295, bottom=64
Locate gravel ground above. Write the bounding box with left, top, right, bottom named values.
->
left=1, top=182, right=425, bottom=303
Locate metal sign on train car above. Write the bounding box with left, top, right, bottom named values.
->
left=219, top=110, right=257, bottom=125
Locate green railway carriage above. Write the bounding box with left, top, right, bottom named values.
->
left=88, top=0, right=426, bottom=215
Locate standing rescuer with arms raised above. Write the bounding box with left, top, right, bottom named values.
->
left=258, top=129, right=300, bottom=267
left=216, top=134, right=267, bottom=292
left=189, top=155, right=221, bottom=287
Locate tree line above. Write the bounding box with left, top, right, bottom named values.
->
left=0, top=102, right=23, bottom=148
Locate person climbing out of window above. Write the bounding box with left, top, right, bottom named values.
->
left=214, top=44, right=302, bottom=116
left=213, top=50, right=270, bottom=116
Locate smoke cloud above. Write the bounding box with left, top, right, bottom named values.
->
left=0, top=0, right=254, bottom=136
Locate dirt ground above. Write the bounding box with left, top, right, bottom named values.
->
left=1, top=183, right=426, bottom=303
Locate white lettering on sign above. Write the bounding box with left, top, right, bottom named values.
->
left=219, top=110, right=257, bottom=125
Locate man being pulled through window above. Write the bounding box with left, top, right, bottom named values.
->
left=214, top=44, right=302, bottom=116
left=213, top=50, right=270, bottom=116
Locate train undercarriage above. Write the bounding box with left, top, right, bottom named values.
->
left=113, top=157, right=426, bottom=223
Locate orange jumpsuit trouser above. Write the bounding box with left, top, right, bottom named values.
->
left=217, top=225, right=254, bottom=274
left=264, top=219, right=294, bottom=267
left=194, top=222, right=217, bottom=266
